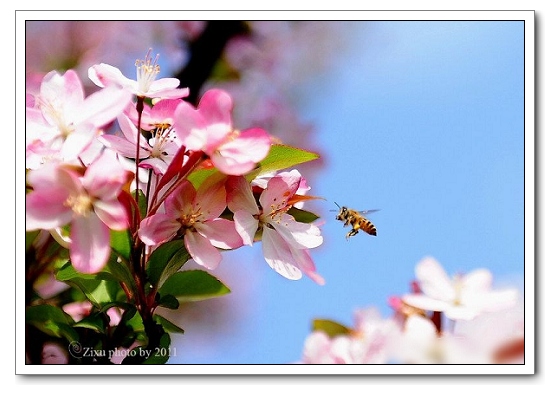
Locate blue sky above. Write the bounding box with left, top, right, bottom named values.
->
left=167, top=20, right=526, bottom=364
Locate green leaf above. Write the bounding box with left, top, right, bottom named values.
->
left=187, top=168, right=218, bottom=189
left=103, top=254, right=135, bottom=292
left=312, top=319, right=352, bottom=338
left=158, top=270, right=231, bottom=302
left=73, top=313, right=107, bottom=333
left=142, top=333, right=172, bottom=364
left=245, top=144, right=320, bottom=181
left=25, top=230, right=40, bottom=251
left=157, top=294, right=179, bottom=310
left=110, top=229, right=131, bottom=261
left=287, top=207, right=320, bottom=223
left=146, top=241, right=190, bottom=288
left=154, top=315, right=185, bottom=334
left=56, top=263, right=122, bottom=308
left=26, top=304, right=79, bottom=342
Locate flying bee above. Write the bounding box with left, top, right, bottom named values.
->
left=332, top=202, right=378, bottom=239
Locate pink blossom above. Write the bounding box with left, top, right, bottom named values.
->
left=173, top=89, right=271, bottom=175
left=88, top=49, right=189, bottom=99
left=100, top=113, right=181, bottom=175
left=391, top=314, right=489, bottom=364
left=26, top=69, right=131, bottom=167
left=402, top=257, right=519, bottom=321
left=41, top=343, right=69, bottom=364
left=300, top=308, right=399, bottom=364
left=226, top=171, right=324, bottom=284
left=26, top=151, right=132, bottom=273
left=138, top=175, right=242, bottom=270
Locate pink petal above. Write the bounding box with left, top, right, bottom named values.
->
left=415, top=257, right=455, bottom=302
left=195, top=218, right=243, bottom=249
left=228, top=128, right=271, bottom=162
left=232, top=210, right=259, bottom=246
left=261, top=227, right=302, bottom=280
left=26, top=189, right=73, bottom=230
left=73, top=86, right=132, bottom=128
left=210, top=150, right=257, bottom=176
left=41, top=70, right=84, bottom=112
left=138, top=213, right=181, bottom=246
left=82, top=151, right=129, bottom=200
left=462, top=289, right=518, bottom=314
left=198, top=89, right=233, bottom=130
left=164, top=181, right=196, bottom=219
left=271, top=213, right=323, bottom=249
left=226, top=176, right=259, bottom=215
left=184, top=230, right=222, bottom=270
left=195, top=175, right=228, bottom=220
left=173, top=101, right=208, bottom=151
left=88, top=63, right=134, bottom=89
left=93, top=199, right=129, bottom=230
left=289, top=248, right=325, bottom=285
left=99, top=134, right=149, bottom=158
left=462, top=268, right=493, bottom=293
left=70, top=213, right=111, bottom=273
left=25, top=164, right=79, bottom=230
left=259, top=174, right=301, bottom=211
left=148, top=79, right=189, bottom=99
left=401, top=293, right=451, bottom=313
left=140, top=157, right=169, bottom=175
left=60, top=123, right=96, bottom=160
left=118, top=114, right=151, bottom=150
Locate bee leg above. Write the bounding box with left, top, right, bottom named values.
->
left=346, top=229, right=358, bottom=239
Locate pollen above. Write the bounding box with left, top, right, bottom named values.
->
left=135, top=49, right=161, bottom=94
left=65, top=194, right=93, bottom=217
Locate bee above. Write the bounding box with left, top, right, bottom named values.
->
left=332, top=202, right=378, bottom=239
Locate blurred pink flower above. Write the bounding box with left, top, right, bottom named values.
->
left=138, top=176, right=242, bottom=270
left=25, top=22, right=195, bottom=80
left=41, top=342, right=69, bottom=364
left=392, top=314, right=489, bottom=364
left=26, top=69, right=131, bottom=167
left=300, top=308, right=399, bottom=364
left=89, top=49, right=189, bottom=99
left=26, top=151, right=132, bottom=273
left=402, top=257, right=519, bottom=321
left=226, top=171, right=324, bottom=284
left=173, top=89, right=271, bottom=175
left=62, top=300, right=93, bottom=322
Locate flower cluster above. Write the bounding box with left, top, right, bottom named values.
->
left=25, top=49, right=325, bottom=364
left=299, top=257, right=523, bottom=364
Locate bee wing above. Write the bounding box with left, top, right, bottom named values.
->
left=358, top=209, right=380, bottom=215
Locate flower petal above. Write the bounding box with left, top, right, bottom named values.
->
left=401, top=293, right=451, bottom=313
left=88, top=63, right=135, bottom=90
left=138, top=213, right=181, bottom=246
left=70, top=213, right=110, bottom=273
left=195, top=218, right=243, bottom=249
left=184, top=230, right=222, bottom=270
left=82, top=151, right=130, bottom=200
left=271, top=213, right=323, bottom=249
left=232, top=210, right=259, bottom=246
left=173, top=101, right=208, bottom=151
left=289, top=248, right=325, bottom=285
left=226, top=176, right=259, bottom=215
left=99, top=134, right=149, bottom=158
left=259, top=174, right=301, bottom=212
left=73, top=86, right=132, bottom=127
left=194, top=175, right=227, bottom=220
left=93, top=199, right=129, bottom=230
left=415, top=257, right=455, bottom=302
left=164, top=181, right=196, bottom=218
left=261, top=227, right=302, bottom=281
